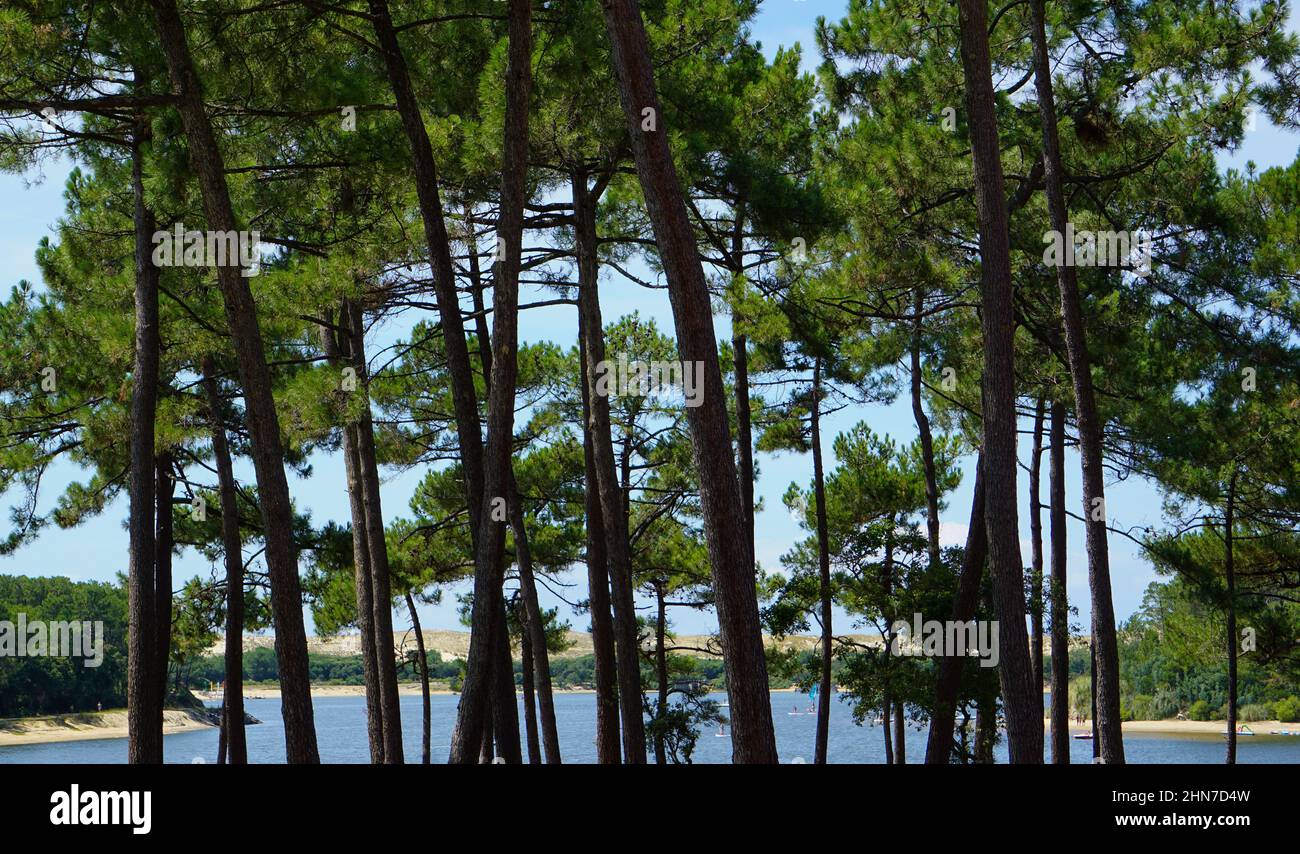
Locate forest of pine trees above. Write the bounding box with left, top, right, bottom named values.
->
left=1, top=0, right=1299, bottom=767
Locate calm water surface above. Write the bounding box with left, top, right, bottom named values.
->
left=4, top=692, right=1299, bottom=764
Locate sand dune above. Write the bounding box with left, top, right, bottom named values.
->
left=0, top=708, right=217, bottom=747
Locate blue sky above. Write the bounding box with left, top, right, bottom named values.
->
left=1, top=2, right=1297, bottom=643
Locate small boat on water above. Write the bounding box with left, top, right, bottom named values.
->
left=1268, top=729, right=1300, bottom=736
left=1222, top=725, right=1255, bottom=736
left=1072, top=732, right=1094, bottom=740
left=715, top=726, right=729, bottom=738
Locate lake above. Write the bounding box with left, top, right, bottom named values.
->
left=4, top=692, right=1299, bottom=764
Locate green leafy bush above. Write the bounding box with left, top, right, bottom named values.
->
left=1275, top=696, right=1300, bottom=723
left=1187, top=699, right=1216, bottom=721
left=1126, top=694, right=1153, bottom=720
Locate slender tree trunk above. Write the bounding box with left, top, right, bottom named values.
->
left=150, top=0, right=318, bottom=762
left=957, top=706, right=972, bottom=763
left=580, top=329, right=621, bottom=764
left=1049, top=401, right=1070, bottom=764
left=448, top=0, right=531, bottom=762
left=894, top=700, right=906, bottom=764
left=1090, top=638, right=1100, bottom=760
left=154, top=451, right=174, bottom=728
left=599, top=0, right=777, bottom=763
left=472, top=209, right=561, bottom=764
left=319, top=317, right=384, bottom=763
left=202, top=356, right=246, bottom=764
left=735, top=336, right=755, bottom=565
left=882, top=517, right=901, bottom=764
left=653, top=580, right=669, bottom=765
left=365, top=0, right=484, bottom=515
left=217, top=702, right=227, bottom=765
left=364, top=0, right=490, bottom=761
left=1029, top=0, right=1123, bottom=763
left=1029, top=397, right=1046, bottom=696
left=404, top=592, right=431, bottom=765
left=731, top=203, right=756, bottom=574
left=573, top=171, right=646, bottom=763
left=128, top=109, right=161, bottom=765
left=1225, top=470, right=1238, bottom=764
left=344, top=301, right=403, bottom=763
left=910, top=288, right=941, bottom=564
left=955, top=0, right=1041, bottom=763
left=491, top=595, right=523, bottom=764
left=881, top=696, right=893, bottom=764
left=880, top=697, right=894, bottom=764
left=925, top=456, right=988, bottom=763
left=509, top=476, right=562, bottom=762
left=520, top=622, right=541, bottom=765
left=975, top=696, right=996, bottom=763
left=810, top=361, right=833, bottom=765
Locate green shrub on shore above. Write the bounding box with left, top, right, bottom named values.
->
left=1275, top=696, right=1300, bottom=723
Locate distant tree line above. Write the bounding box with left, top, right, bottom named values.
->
left=0, top=575, right=126, bottom=717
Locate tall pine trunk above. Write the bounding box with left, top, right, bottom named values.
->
left=580, top=327, right=622, bottom=763
left=1090, top=639, right=1100, bottom=759
left=202, top=356, right=246, bottom=764
left=127, top=109, right=162, bottom=764
left=599, top=0, right=777, bottom=763
left=509, top=477, right=562, bottom=762
left=1225, top=471, right=1238, bottom=764
left=344, top=301, right=403, bottom=763
left=520, top=623, right=541, bottom=764
left=471, top=220, right=561, bottom=762
left=405, top=592, right=431, bottom=765
left=955, top=0, right=1041, bottom=763
left=154, top=451, right=174, bottom=726
left=319, top=316, right=384, bottom=762
left=573, top=171, right=647, bottom=762
left=882, top=697, right=894, bottom=764
left=883, top=518, right=902, bottom=764
left=653, top=580, right=669, bottom=765
left=810, top=361, right=833, bottom=764
left=450, top=0, right=531, bottom=761
left=731, top=204, right=756, bottom=571
left=1049, top=400, right=1070, bottom=763
left=150, top=0, right=318, bottom=762
left=893, top=703, right=906, bottom=764
left=491, top=595, right=523, bottom=763
left=1029, top=0, right=1123, bottom=763
left=365, top=0, right=490, bottom=760
left=910, top=288, right=941, bottom=564
left=1029, top=397, right=1046, bottom=695
left=925, top=455, right=987, bottom=763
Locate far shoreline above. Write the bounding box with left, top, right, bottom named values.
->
left=5, top=689, right=1297, bottom=748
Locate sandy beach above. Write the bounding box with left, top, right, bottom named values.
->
left=0, top=708, right=217, bottom=747
left=1036, top=717, right=1300, bottom=736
